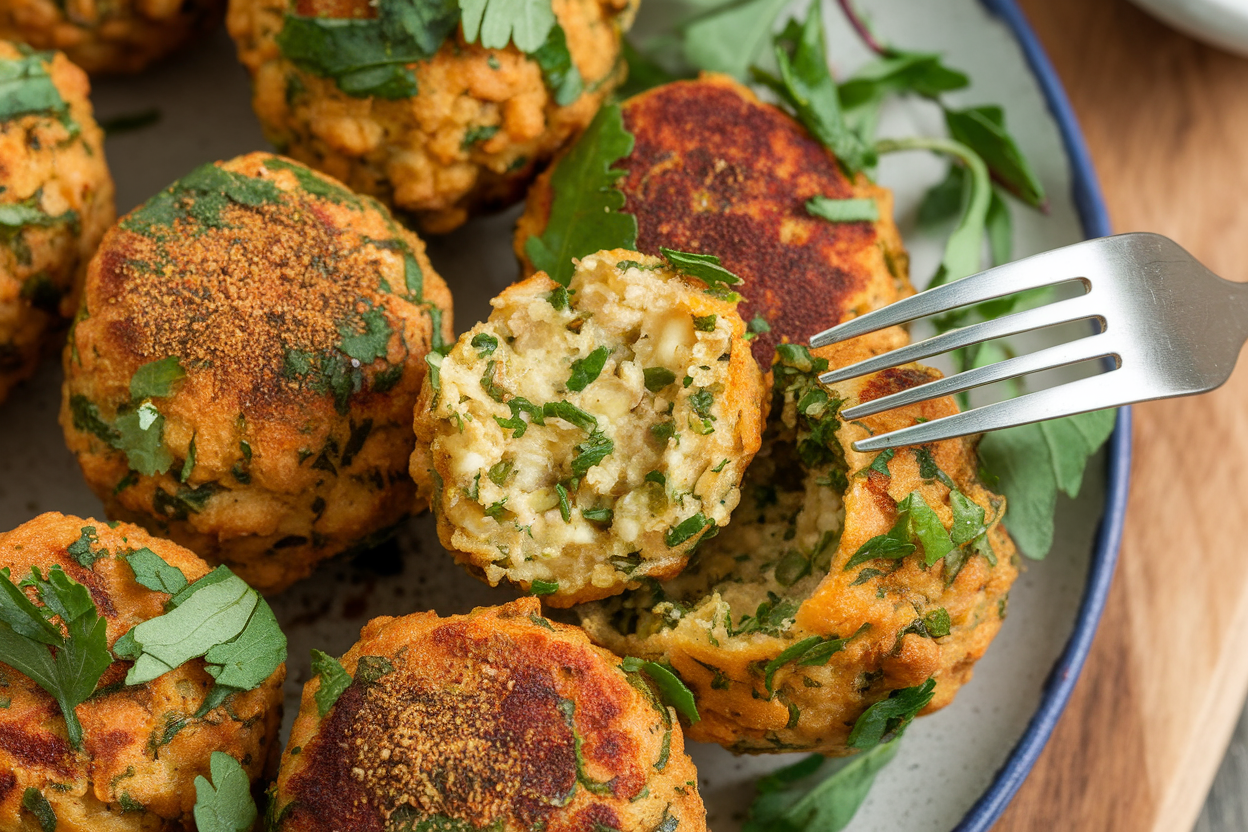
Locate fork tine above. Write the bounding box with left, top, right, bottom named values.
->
left=841, top=333, right=1119, bottom=420
left=817, top=293, right=1101, bottom=386
left=809, top=247, right=1093, bottom=349
left=849, top=372, right=1137, bottom=452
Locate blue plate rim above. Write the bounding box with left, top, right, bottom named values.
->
left=951, top=2, right=1133, bottom=830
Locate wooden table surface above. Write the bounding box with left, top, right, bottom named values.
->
left=996, top=2, right=1248, bottom=830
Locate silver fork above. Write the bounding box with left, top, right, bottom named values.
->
left=808, top=233, right=1248, bottom=452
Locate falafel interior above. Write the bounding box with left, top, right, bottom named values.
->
left=0, top=512, right=285, bottom=832
left=412, top=249, right=764, bottom=607
left=0, top=41, right=114, bottom=404
left=271, top=598, right=706, bottom=832
left=60, top=152, right=453, bottom=594
left=579, top=346, right=1018, bottom=755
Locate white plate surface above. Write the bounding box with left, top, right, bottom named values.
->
left=0, top=2, right=1110, bottom=830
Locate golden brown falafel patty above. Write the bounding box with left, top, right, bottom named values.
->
left=411, top=250, right=764, bottom=606
left=0, top=42, right=114, bottom=404
left=228, top=0, right=636, bottom=233
left=0, top=0, right=225, bottom=74
left=0, top=512, right=284, bottom=832
left=515, top=73, right=911, bottom=366
left=580, top=344, right=1018, bottom=755
left=272, top=598, right=706, bottom=832
left=60, top=152, right=453, bottom=594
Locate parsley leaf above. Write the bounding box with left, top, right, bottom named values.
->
left=0, top=51, right=70, bottom=124
left=125, top=547, right=188, bottom=595
left=113, top=402, right=174, bottom=476
left=621, top=657, right=699, bottom=723
left=659, top=248, right=743, bottom=290
left=471, top=332, right=499, bottom=358
left=339, top=307, right=392, bottom=364
left=806, top=196, right=879, bottom=223
left=665, top=513, right=711, bottom=547
left=21, top=788, right=57, bottom=832
left=742, top=739, right=901, bottom=832
left=543, top=400, right=598, bottom=432
left=311, top=649, right=352, bottom=717
left=567, top=346, right=609, bottom=392
left=525, top=104, right=637, bottom=286
left=571, top=431, right=614, bottom=477
left=0, top=565, right=111, bottom=749
left=893, top=491, right=954, bottom=567
left=530, top=22, right=583, bottom=105
left=495, top=397, right=545, bottom=437
left=193, top=752, right=257, bottom=832
left=130, top=356, right=185, bottom=400
left=643, top=367, right=676, bottom=392
left=847, top=679, right=936, bottom=749
left=530, top=578, right=559, bottom=596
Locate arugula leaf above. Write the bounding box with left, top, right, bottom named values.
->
left=806, top=196, right=879, bottom=223
left=765, top=3, right=872, bottom=174
left=193, top=752, right=257, bottom=832
left=659, top=248, right=742, bottom=289
left=838, top=50, right=968, bottom=143
left=459, top=0, right=555, bottom=51
left=621, top=657, right=700, bottom=723
left=21, top=788, right=57, bottom=832
left=276, top=1, right=460, bottom=100
left=525, top=104, right=637, bottom=286
left=847, top=679, right=935, bottom=749
left=0, top=566, right=111, bottom=749
left=742, top=739, right=901, bottom=832
left=125, top=547, right=189, bottom=595
left=945, top=104, right=1046, bottom=209
left=311, top=649, right=353, bottom=717
left=130, top=356, right=185, bottom=400
left=567, top=346, right=609, bottom=392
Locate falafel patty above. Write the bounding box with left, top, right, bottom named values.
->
left=579, top=345, right=1018, bottom=754
left=271, top=598, right=706, bottom=832
left=0, top=512, right=284, bottom=832
left=515, top=73, right=911, bottom=366
left=60, top=152, right=453, bottom=594
left=0, top=0, right=225, bottom=74
left=411, top=250, right=764, bottom=606
left=228, top=0, right=636, bottom=233
left=0, top=42, right=113, bottom=405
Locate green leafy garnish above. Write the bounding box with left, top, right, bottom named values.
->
left=742, top=739, right=901, bottom=832
left=543, top=400, right=598, bottom=432
left=867, top=449, right=893, bottom=477
left=130, top=356, right=185, bottom=400
left=0, top=51, right=71, bottom=125
left=0, top=565, right=111, bottom=749
left=567, top=346, right=609, bottom=392
left=762, top=624, right=869, bottom=693
left=847, top=679, right=936, bottom=749
left=895, top=491, right=954, bottom=567
left=659, top=248, right=743, bottom=291
left=21, top=788, right=57, bottom=832
left=67, top=525, right=107, bottom=568
left=621, top=657, right=699, bottom=723
left=123, top=163, right=284, bottom=237
left=339, top=307, right=392, bottom=364
left=644, top=367, right=677, bottom=392
left=665, top=513, right=711, bottom=547
left=530, top=579, right=559, bottom=596
left=193, top=752, right=257, bottom=832
left=525, top=104, right=637, bottom=287
left=125, top=548, right=188, bottom=595
left=311, top=649, right=352, bottom=717
left=113, top=402, right=174, bottom=476
left=459, top=0, right=554, bottom=51
left=571, top=431, right=614, bottom=477
left=495, top=397, right=545, bottom=437
left=806, top=196, right=879, bottom=223
left=471, top=332, right=498, bottom=358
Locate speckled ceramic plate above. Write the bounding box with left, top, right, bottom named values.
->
left=0, top=1, right=1130, bottom=829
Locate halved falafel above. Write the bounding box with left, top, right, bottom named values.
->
left=411, top=249, right=764, bottom=606
left=60, top=152, right=452, bottom=594
left=0, top=512, right=284, bottom=832
left=0, top=42, right=113, bottom=404
left=270, top=598, right=706, bottom=832
left=228, top=0, right=637, bottom=233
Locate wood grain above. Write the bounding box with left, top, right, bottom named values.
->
left=997, top=2, right=1248, bottom=830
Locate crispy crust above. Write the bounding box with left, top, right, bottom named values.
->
left=411, top=250, right=765, bottom=606
left=227, top=0, right=637, bottom=233
left=60, top=152, right=453, bottom=594
left=0, top=42, right=114, bottom=404
left=0, top=512, right=283, bottom=832
left=514, top=73, right=912, bottom=365
left=273, top=599, right=706, bottom=832
left=0, top=0, right=225, bottom=74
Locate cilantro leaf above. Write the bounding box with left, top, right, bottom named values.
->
left=67, top=525, right=107, bottom=568
left=0, top=566, right=111, bottom=749
left=567, top=346, right=609, bottom=392
left=620, top=657, right=699, bottom=723
left=659, top=248, right=742, bottom=289
left=130, top=356, right=185, bottom=400
left=525, top=104, right=637, bottom=286
left=459, top=0, right=555, bottom=53
left=203, top=602, right=286, bottom=690
left=571, top=431, right=614, bottom=477
left=311, top=649, right=353, bottom=717
left=806, top=196, right=879, bottom=223
left=543, top=400, right=598, bottom=432
left=113, top=402, right=174, bottom=476
left=193, top=752, right=257, bottom=832
left=530, top=22, right=583, bottom=106
left=847, top=679, right=935, bottom=749
left=125, top=547, right=188, bottom=595
left=339, top=308, right=392, bottom=364
left=495, top=397, right=545, bottom=437
left=742, top=739, right=900, bottom=832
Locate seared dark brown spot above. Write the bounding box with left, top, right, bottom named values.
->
left=859, top=367, right=941, bottom=403
left=620, top=80, right=877, bottom=364
left=86, top=729, right=133, bottom=765
left=572, top=802, right=624, bottom=832
left=0, top=770, right=15, bottom=804
left=0, top=721, right=74, bottom=777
